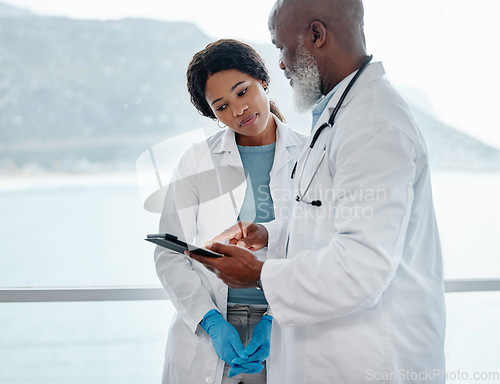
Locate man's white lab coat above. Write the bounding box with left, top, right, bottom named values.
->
left=155, top=116, right=305, bottom=384
left=263, top=62, right=446, bottom=384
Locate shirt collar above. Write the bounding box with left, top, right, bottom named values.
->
left=311, top=82, right=342, bottom=129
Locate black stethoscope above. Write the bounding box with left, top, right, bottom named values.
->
left=291, top=54, right=373, bottom=207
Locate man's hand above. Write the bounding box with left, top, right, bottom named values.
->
left=187, top=243, right=264, bottom=289
left=205, top=222, right=269, bottom=251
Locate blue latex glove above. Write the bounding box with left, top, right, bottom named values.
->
left=200, top=309, right=245, bottom=364
left=230, top=314, right=273, bottom=376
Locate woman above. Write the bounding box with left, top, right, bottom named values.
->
left=155, top=39, right=305, bottom=384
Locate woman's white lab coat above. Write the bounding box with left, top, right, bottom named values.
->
left=155, top=115, right=305, bottom=384
left=262, top=62, right=446, bottom=383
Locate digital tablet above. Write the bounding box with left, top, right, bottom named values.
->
left=145, top=233, right=223, bottom=258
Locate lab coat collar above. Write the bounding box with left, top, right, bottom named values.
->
left=207, top=113, right=303, bottom=218
left=274, top=113, right=304, bottom=148
left=211, top=128, right=241, bottom=168
left=211, top=114, right=303, bottom=170
left=312, top=61, right=386, bottom=133
left=271, top=115, right=302, bottom=177
left=214, top=126, right=238, bottom=154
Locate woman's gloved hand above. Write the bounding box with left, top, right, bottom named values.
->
left=229, top=314, right=273, bottom=376
left=200, top=309, right=245, bottom=364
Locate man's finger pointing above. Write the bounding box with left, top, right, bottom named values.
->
left=206, top=242, right=236, bottom=256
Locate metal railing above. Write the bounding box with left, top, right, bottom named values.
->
left=1, top=279, right=499, bottom=303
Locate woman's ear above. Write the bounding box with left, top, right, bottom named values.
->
left=309, top=20, right=327, bottom=48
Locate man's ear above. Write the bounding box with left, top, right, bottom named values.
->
left=309, top=20, right=327, bottom=48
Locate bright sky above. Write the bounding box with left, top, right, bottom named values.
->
left=3, top=0, right=500, bottom=148
left=3, top=0, right=277, bottom=42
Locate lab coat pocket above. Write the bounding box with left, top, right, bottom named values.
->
left=305, top=309, right=385, bottom=382
left=165, top=315, right=200, bottom=370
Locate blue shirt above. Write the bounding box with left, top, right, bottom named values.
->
left=227, top=142, right=276, bottom=305
left=311, top=83, right=341, bottom=130
left=236, top=142, right=276, bottom=223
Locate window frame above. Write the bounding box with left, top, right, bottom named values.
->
left=1, top=278, right=499, bottom=303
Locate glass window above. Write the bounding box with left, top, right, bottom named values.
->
left=445, top=291, right=500, bottom=382
left=0, top=300, right=174, bottom=383
left=1, top=0, right=499, bottom=381
left=1, top=0, right=498, bottom=287
left=364, top=0, right=500, bottom=280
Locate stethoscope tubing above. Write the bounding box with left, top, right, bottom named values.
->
left=293, top=54, right=373, bottom=206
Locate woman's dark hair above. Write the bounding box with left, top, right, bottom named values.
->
left=187, top=39, right=285, bottom=122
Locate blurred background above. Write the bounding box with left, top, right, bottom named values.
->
left=0, top=0, right=499, bottom=382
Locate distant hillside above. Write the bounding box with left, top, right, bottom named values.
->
left=1, top=2, right=499, bottom=172
left=0, top=1, right=33, bottom=17
left=0, top=4, right=213, bottom=170
left=412, top=106, right=500, bottom=170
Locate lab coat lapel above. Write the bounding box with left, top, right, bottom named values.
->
left=212, top=128, right=247, bottom=217
left=313, top=62, right=385, bottom=133
left=270, top=116, right=295, bottom=178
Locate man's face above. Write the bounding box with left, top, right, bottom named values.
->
left=269, top=7, right=323, bottom=112
left=287, top=42, right=323, bottom=112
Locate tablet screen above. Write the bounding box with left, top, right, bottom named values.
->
left=145, top=233, right=223, bottom=258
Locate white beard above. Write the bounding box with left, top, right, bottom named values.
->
left=288, top=44, right=322, bottom=113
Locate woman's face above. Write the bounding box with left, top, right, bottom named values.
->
left=205, top=69, right=276, bottom=146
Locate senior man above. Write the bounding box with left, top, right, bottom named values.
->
left=190, top=1, right=446, bottom=382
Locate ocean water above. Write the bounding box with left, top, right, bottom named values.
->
left=0, top=301, right=173, bottom=383
left=431, top=171, right=500, bottom=279
left=0, top=171, right=499, bottom=383
left=0, top=173, right=160, bottom=287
